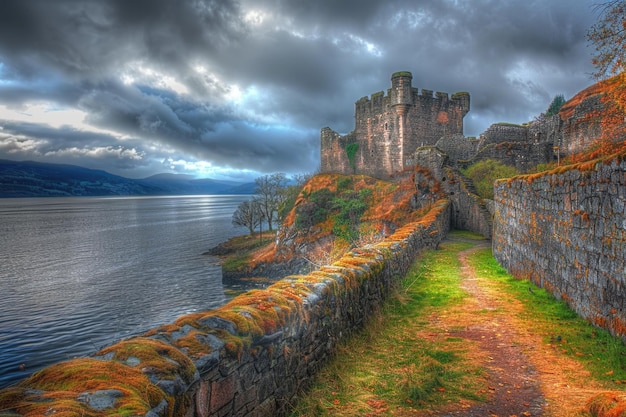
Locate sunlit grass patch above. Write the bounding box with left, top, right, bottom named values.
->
left=469, top=248, right=626, bottom=384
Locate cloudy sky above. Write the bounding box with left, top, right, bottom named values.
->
left=0, top=0, right=599, bottom=181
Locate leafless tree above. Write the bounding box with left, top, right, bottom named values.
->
left=232, top=199, right=263, bottom=235
left=254, top=173, right=288, bottom=231
left=588, top=0, right=625, bottom=78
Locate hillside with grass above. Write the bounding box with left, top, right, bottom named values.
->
left=213, top=170, right=443, bottom=281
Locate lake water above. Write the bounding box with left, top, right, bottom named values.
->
left=0, top=195, right=254, bottom=389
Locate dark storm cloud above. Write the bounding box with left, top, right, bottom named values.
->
left=0, top=0, right=599, bottom=179
left=0, top=0, right=245, bottom=80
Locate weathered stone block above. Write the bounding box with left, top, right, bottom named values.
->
left=494, top=155, right=626, bottom=340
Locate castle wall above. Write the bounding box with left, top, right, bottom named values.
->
left=320, top=127, right=352, bottom=174
left=493, top=153, right=626, bottom=338
left=559, top=85, right=605, bottom=155
left=413, top=146, right=492, bottom=238
left=435, top=134, right=483, bottom=164
left=480, top=123, right=529, bottom=144
left=444, top=167, right=493, bottom=238
left=462, top=142, right=555, bottom=172
left=1, top=200, right=452, bottom=417
left=529, top=114, right=562, bottom=147
left=321, top=72, right=470, bottom=178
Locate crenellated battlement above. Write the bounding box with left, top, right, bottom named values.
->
left=353, top=86, right=469, bottom=117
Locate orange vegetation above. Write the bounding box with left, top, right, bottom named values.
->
left=97, top=337, right=196, bottom=383
left=249, top=171, right=439, bottom=269
left=562, top=73, right=626, bottom=164
left=0, top=358, right=165, bottom=417
left=588, top=392, right=626, bottom=417
left=559, top=81, right=607, bottom=121
left=503, top=145, right=626, bottom=189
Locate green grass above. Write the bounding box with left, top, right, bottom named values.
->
left=291, top=231, right=626, bottom=415
left=461, top=159, right=520, bottom=200
left=468, top=248, right=626, bottom=383
left=289, top=233, right=488, bottom=416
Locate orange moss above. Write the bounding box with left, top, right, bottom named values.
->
left=559, top=81, right=607, bottom=121
left=337, top=253, right=379, bottom=271
left=176, top=288, right=297, bottom=354
left=2, top=358, right=166, bottom=417
left=563, top=74, right=626, bottom=164
left=268, top=280, right=315, bottom=308
left=97, top=337, right=196, bottom=383
left=173, top=329, right=211, bottom=357
left=610, top=317, right=626, bottom=338
left=560, top=291, right=572, bottom=305
left=319, top=265, right=360, bottom=289
left=595, top=316, right=609, bottom=328
left=144, top=322, right=179, bottom=336
left=507, top=147, right=626, bottom=190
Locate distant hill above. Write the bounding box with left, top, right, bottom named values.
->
left=137, top=172, right=256, bottom=196
left=0, top=160, right=256, bottom=198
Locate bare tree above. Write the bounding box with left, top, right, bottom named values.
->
left=588, top=0, right=625, bottom=78
left=232, top=199, right=263, bottom=235
left=585, top=1, right=626, bottom=154
left=254, top=173, right=288, bottom=231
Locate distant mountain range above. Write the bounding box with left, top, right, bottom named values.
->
left=0, top=160, right=257, bottom=198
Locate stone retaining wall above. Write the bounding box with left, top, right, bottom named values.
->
left=493, top=153, right=626, bottom=338
left=480, top=123, right=528, bottom=145
left=0, top=200, right=451, bottom=417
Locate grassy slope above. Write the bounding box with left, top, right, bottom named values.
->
left=220, top=172, right=434, bottom=274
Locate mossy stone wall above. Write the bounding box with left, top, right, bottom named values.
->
left=493, top=154, right=626, bottom=338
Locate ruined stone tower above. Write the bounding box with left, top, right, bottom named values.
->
left=320, top=71, right=470, bottom=178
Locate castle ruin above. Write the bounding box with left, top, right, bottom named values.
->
left=321, top=71, right=616, bottom=178
left=320, top=71, right=470, bottom=178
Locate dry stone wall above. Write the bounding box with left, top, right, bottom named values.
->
left=0, top=200, right=451, bottom=417
left=480, top=123, right=529, bottom=145
left=493, top=154, right=626, bottom=337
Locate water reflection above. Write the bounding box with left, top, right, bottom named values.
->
left=0, top=195, right=251, bottom=388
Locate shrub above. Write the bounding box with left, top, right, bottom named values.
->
left=462, top=159, right=519, bottom=200
left=345, top=143, right=359, bottom=172
left=546, top=94, right=566, bottom=117
left=295, top=188, right=335, bottom=230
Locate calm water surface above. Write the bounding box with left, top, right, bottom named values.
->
left=0, top=195, right=253, bottom=388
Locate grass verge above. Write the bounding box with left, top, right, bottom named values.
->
left=468, top=248, right=626, bottom=384
left=289, top=233, right=488, bottom=416
left=212, top=233, right=273, bottom=273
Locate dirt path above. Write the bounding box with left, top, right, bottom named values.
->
left=426, top=237, right=607, bottom=417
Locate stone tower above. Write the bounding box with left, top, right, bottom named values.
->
left=320, top=71, right=470, bottom=178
